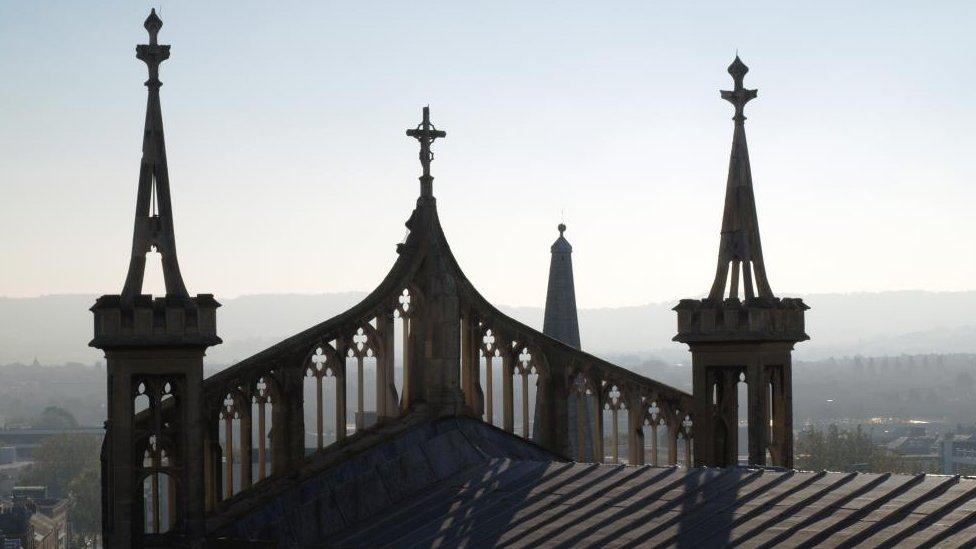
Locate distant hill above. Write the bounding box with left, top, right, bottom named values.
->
left=2, top=290, right=976, bottom=365
left=510, top=290, right=976, bottom=362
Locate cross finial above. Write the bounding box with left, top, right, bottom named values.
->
left=720, top=55, right=757, bottom=123
left=406, top=106, right=446, bottom=197
left=137, top=9, right=170, bottom=90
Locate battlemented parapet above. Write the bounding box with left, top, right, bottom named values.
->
left=673, top=297, right=808, bottom=344
left=91, top=294, right=220, bottom=349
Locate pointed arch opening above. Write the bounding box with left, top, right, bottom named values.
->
left=602, top=384, right=628, bottom=464
left=513, top=345, right=538, bottom=440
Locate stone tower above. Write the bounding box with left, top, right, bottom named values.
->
left=90, top=11, right=219, bottom=547
left=543, top=223, right=581, bottom=348
left=674, top=57, right=808, bottom=469
left=541, top=224, right=594, bottom=458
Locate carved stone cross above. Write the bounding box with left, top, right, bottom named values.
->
left=406, top=106, right=446, bottom=197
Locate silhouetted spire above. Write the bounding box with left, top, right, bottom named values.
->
left=543, top=223, right=580, bottom=348
left=707, top=56, right=774, bottom=301
left=406, top=106, right=446, bottom=199
left=121, top=9, right=189, bottom=300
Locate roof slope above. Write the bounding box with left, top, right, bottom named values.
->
left=332, top=462, right=976, bottom=548
left=207, top=418, right=560, bottom=546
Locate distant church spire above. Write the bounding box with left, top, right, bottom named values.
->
left=707, top=56, right=774, bottom=301
left=543, top=223, right=581, bottom=348
left=121, top=9, right=189, bottom=301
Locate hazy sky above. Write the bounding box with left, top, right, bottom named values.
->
left=1, top=1, right=974, bottom=308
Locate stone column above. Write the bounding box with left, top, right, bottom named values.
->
left=723, top=369, right=741, bottom=466
left=399, top=315, right=413, bottom=411
left=376, top=312, right=398, bottom=419
left=502, top=353, right=515, bottom=432
left=770, top=357, right=794, bottom=468
left=536, top=366, right=570, bottom=457
left=691, top=360, right=712, bottom=468
left=592, top=379, right=605, bottom=463
left=628, top=403, right=645, bottom=466
left=239, top=399, right=252, bottom=491
left=281, top=365, right=307, bottom=472
left=182, top=364, right=206, bottom=541
left=746, top=358, right=769, bottom=467
left=459, top=313, right=482, bottom=414
left=106, top=366, right=135, bottom=546
left=335, top=349, right=348, bottom=442
left=203, top=417, right=218, bottom=511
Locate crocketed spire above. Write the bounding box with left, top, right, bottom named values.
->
left=707, top=55, right=774, bottom=301
left=121, top=8, right=188, bottom=300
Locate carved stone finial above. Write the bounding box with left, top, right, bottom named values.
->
left=136, top=9, right=170, bottom=90
left=721, top=55, right=757, bottom=122
left=144, top=9, right=163, bottom=45
left=727, top=55, right=748, bottom=87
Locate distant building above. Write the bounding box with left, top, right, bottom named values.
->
left=0, top=499, right=30, bottom=548
left=0, top=488, right=69, bottom=549
left=0, top=429, right=102, bottom=462
left=0, top=449, right=30, bottom=497
left=941, top=431, right=976, bottom=474
left=886, top=435, right=940, bottom=471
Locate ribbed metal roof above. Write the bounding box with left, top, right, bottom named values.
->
left=334, top=461, right=976, bottom=548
